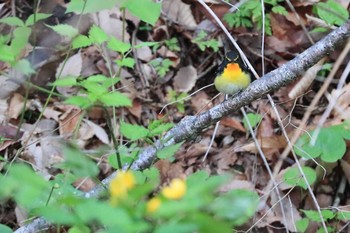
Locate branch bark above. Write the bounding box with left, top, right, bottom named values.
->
left=14, top=20, right=350, bottom=233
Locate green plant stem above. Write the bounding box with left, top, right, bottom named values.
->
left=72, top=110, right=86, bottom=139
left=45, top=185, right=55, bottom=206
left=102, top=106, right=122, bottom=169
left=27, top=82, right=65, bottom=98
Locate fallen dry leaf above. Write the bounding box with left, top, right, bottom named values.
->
left=58, top=105, right=82, bottom=137
left=8, top=93, right=27, bottom=119
left=135, top=39, right=153, bottom=62
left=98, top=9, right=130, bottom=42
left=129, top=98, right=142, bottom=119
left=84, top=119, right=110, bottom=144
left=173, top=65, right=197, bottom=92
left=56, top=51, right=83, bottom=96
left=162, top=0, right=197, bottom=28
left=190, top=91, right=213, bottom=113
left=220, top=116, right=246, bottom=132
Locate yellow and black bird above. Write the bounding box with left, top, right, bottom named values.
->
left=214, top=51, right=251, bottom=95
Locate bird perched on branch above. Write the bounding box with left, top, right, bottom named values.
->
left=214, top=50, right=251, bottom=95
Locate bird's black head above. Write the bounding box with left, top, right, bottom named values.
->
left=225, top=51, right=239, bottom=62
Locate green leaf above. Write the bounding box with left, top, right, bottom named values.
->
left=13, top=59, right=35, bottom=75
left=120, top=121, right=149, bottom=140
left=156, top=142, right=184, bottom=160
left=0, top=45, right=16, bottom=63
left=0, top=224, right=13, bottom=233
left=25, top=13, right=51, bottom=26
left=295, top=218, right=309, bottom=233
left=134, top=41, right=159, bottom=48
left=72, top=35, right=92, bottom=49
left=284, top=166, right=316, bottom=189
left=310, top=27, right=328, bottom=33
left=315, top=0, right=349, bottom=26
left=11, top=26, right=31, bottom=55
left=67, top=0, right=119, bottom=14
left=115, top=57, right=135, bottom=68
left=47, top=24, right=79, bottom=39
left=33, top=205, right=80, bottom=225
left=243, top=113, right=262, bottom=129
left=62, top=145, right=99, bottom=178
left=121, top=0, right=161, bottom=26
left=65, top=96, right=92, bottom=108
left=336, top=211, right=350, bottom=220
left=302, top=209, right=335, bottom=222
left=318, top=127, right=346, bottom=162
left=148, top=122, right=174, bottom=137
left=154, top=223, right=197, bottom=233
left=272, top=5, right=288, bottom=16
left=3, top=164, right=50, bottom=209
left=189, top=213, right=232, bottom=233
left=84, top=75, right=120, bottom=88
left=89, top=25, right=108, bottom=44
left=68, top=225, right=91, bottom=233
left=50, top=76, right=78, bottom=86
left=0, top=17, right=24, bottom=27
left=99, top=92, right=132, bottom=107
left=107, top=154, right=119, bottom=169
left=107, top=38, right=131, bottom=54
left=317, top=226, right=335, bottom=233
left=211, top=189, right=259, bottom=226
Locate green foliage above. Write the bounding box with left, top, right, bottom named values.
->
left=120, top=119, right=174, bottom=141
left=107, top=38, right=131, bottom=54
left=0, top=12, right=51, bottom=71
left=192, top=31, right=220, bottom=52
left=14, top=59, right=35, bottom=75
left=314, top=0, right=349, bottom=26
left=223, top=0, right=287, bottom=35
left=167, top=91, right=188, bottom=113
left=148, top=119, right=174, bottom=137
left=317, top=226, right=335, bottom=233
left=302, top=209, right=335, bottom=222
left=164, top=38, right=181, bottom=52
left=72, top=35, right=92, bottom=49
left=243, top=113, right=262, bottom=129
left=297, top=208, right=350, bottom=233
left=0, top=164, right=51, bottom=210
left=67, top=0, right=119, bottom=14
left=283, top=166, right=316, bottom=189
left=336, top=210, right=350, bottom=220
left=47, top=24, right=79, bottom=39
left=120, top=121, right=150, bottom=141
left=156, top=142, right=184, bottom=160
left=295, top=122, right=350, bottom=162
left=60, top=145, right=100, bottom=178
left=150, top=58, right=174, bottom=78
left=89, top=25, right=109, bottom=45
left=210, top=189, right=259, bottom=226
left=0, top=224, right=12, bottom=233
left=51, top=75, right=131, bottom=109
left=67, top=0, right=161, bottom=26
left=119, top=0, right=162, bottom=26
left=295, top=218, right=309, bottom=233
left=0, top=164, right=259, bottom=232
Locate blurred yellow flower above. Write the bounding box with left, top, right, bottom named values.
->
left=161, top=178, right=186, bottom=200
left=109, top=170, right=135, bottom=199
left=146, top=197, right=161, bottom=213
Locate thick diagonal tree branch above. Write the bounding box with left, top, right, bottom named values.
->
left=15, top=20, right=350, bottom=233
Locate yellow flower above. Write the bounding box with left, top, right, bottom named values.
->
left=146, top=197, right=161, bottom=213
left=109, top=171, right=135, bottom=198
left=161, top=178, right=186, bottom=200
